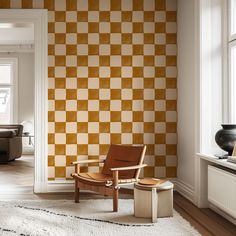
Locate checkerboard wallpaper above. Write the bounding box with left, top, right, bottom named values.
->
left=2, top=0, right=177, bottom=180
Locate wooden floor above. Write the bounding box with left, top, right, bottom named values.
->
left=0, top=190, right=235, bottom=235
left=0, top=155, right=34, bottom=194
left=174, top=192, right=236, bottom=236
left=0, top=158, right=235, bottom=236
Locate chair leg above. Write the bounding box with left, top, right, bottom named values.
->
left=75, top=180, right=80, bottom=203
left=113, top=170, right=119, bottom=212
left=113, top=188, right=119, bottom=212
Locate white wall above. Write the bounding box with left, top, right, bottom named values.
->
left=18, top=53, right=34, bottom=125
left=177, top=0, right=226, bottom=203
left=0, top=52, right=34, bottom=153
left=177, top=0, right=196, bottom=197
left=0, top=26, right=34, bottom=45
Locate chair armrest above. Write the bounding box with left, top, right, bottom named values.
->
left=110, top=164, right=147, bottom=171
left=71, top=160, right=104, bottom=165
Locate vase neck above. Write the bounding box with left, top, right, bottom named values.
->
left=221, top=124, right=236, bottom=129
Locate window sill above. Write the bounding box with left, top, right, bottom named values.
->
left=196, top=153, right=236, bottom=170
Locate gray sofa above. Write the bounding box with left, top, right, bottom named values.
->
left=0, top=125, right=23, bottom=163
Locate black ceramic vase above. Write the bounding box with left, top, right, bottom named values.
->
left=215, top=124, right=236, bottom=155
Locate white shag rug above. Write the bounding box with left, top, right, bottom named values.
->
left=0, top=200, right=200, bottom=236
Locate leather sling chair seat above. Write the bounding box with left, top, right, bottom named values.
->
left=72, top=144, right=147, bottom=212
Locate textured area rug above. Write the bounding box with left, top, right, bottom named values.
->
left=0, top=200, right=200, bottom=236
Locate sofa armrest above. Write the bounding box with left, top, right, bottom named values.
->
left=17, top=125, right=23, bottom=137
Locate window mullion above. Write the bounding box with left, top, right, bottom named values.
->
left=228, top=40, right=236, bottom=122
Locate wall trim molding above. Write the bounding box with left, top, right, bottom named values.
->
left=172, top=179, right=195, bottom=203
left=0, top=9, right=48, bottom=193
left=47, top=180, right=75, bottom=193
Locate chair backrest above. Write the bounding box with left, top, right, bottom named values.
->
left=102, top=144, right=146, bottom=179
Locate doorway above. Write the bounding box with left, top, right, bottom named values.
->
left=0, top=9, right=48, bottom=193
left=0, top=52, right=34, bottom=193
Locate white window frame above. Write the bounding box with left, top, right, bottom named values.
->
left=229, top=0, right=236, bottom=42
left=0, top=58, right=18, bottom=123
left=198, top=0, right=226, bottom=155
left=228, top=0, right=236, bottom=123
left=195, top=0, right=236, bottom=208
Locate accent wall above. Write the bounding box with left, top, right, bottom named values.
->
left=0, top=0, right=177, bottom=181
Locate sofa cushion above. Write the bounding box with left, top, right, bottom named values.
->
left=0, top=129, right=17, bottom=138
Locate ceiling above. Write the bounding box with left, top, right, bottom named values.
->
left=0, top=23, right=34, bottom=45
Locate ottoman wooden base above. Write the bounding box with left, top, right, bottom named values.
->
left=134, top=180, right=174, bottom=223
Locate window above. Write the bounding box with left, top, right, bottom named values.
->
left=0, top=58, right=18, bottom=124
left=199, top=0, right=236, bottom=154
left=199, top=0, right=225, bottom=154
left=229, top=0, right=236, bottom=122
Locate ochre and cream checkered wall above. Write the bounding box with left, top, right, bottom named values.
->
left=1, top=0, right=177, bottom=180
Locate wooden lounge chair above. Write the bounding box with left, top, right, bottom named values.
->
left=72, top=144, right=147, bottom=212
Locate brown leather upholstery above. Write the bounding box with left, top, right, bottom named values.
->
left=80, top=173, right=113, bottom=181
left=0, top=125, right=23, bottom=163
left=75, top=172, right=137, bottom=186
left=101, top=144, right=144, bottom=179
left=72, top=144, right=146, bottom=212
left=76, top=173, right=113, bottom=186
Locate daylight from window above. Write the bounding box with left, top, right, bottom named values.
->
left=229, top=0, right=236, bottom=122
left=0, top=64, right=12, bottom=124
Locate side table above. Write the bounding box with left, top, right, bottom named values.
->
left=134, top=180, right=174, bottom=223
left=22, top=133, right=34, bottom=147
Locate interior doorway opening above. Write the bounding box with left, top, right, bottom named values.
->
left=0, top=9, right=48, bottom=193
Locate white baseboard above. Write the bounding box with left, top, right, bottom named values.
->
left=172, top=179, right=195, bottom=203
left=34, top=181, right=47, bottom=193
left=47, top=180, right=74, bottom=192
left=22, top=145, right=34, bottom=155
left=173, top=180, right=236, bottom=225
left=22, top=150, right=34, bottom=155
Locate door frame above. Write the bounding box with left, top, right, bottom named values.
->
left=0, top=9, right=48, bottom=192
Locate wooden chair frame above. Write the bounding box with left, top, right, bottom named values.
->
left=72, top=145, right=147, bottom=212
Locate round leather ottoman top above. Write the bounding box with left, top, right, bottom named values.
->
left=135, top=179, right=174, bottom=191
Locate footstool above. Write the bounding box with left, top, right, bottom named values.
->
left=134, top=179, right=174, bottom=223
